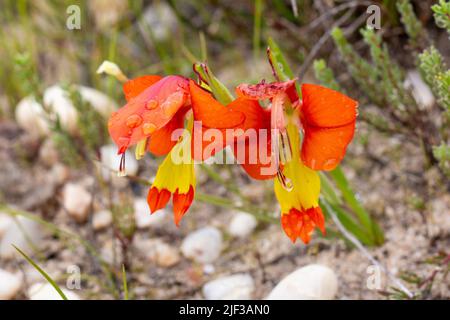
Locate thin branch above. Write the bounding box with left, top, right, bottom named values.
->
left=322, top=200, right=415, bottom=299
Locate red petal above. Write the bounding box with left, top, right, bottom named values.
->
left=109, top=75, right=189, bottom=152
left=172, top=186, right=195, bottom=226
left=281, top=207, right=323, bottom=244
left=147, top=107, right=187, bottom=156
left=232, top=99, right=276, bottom=179
left=189, top=80, right=245, bottom=129
left=123, top=75, right=162, bottom=101
left=301, top=83, right=357, bottom=128
left=301, top=121, right=355, bottom=171
left=147, top=187, right=171, bottom=213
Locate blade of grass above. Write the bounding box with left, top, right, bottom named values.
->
left=14, top=245, right=68, bottom=300
left=122, top=264, right=129, bottom=300
left=253, top=0, right=263, bottom=60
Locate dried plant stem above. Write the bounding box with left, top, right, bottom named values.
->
left=322, top=200, right=414, bottom=299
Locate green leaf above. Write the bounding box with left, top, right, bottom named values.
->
left=193, top=62, right=234, bottom=105
left=14, top=245, right=68, bottom=300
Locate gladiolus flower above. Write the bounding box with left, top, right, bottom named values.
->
left=233, top=79, right=358, bottom=243
left=108, top=74, right=245, bottom=224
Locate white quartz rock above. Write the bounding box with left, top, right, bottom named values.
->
left=181, top=227, right=223, bottom=264
left=92, top=210, right=113, bottom=231
left=15, top=85, right=116, bottom=136
left=228, top=212, right=257, bottom=238
left=266, top=264, right=338, bottom=300
left=0, top=269, right=22, bottom=300
left=406, top=70, right=435, bottom=109
left=0, top=213, right=13, bottom=238
left=0, top=216, right=45, bottom=260
left=62, top=183, right=92, bottom=223
left=134, top=198, right=168, bottom=229
left=100, top=144, right=139, bottom=186
left=203, top=274, right=255, bottom=300
left=28, top=283, right=80, bottom=300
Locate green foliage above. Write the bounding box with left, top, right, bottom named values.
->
left=112, top=200, right=136, bottom=241
left=396, top=0, right=427, bottom=49
left=312, top=59, right=341, bottom=91
left=433, top=143, right=450, bottom=177
left=64, top=84, right=109, bottom=154
left=361, top=27, right=415, bottom=111
left=432, top=0, right=450, bottom=34
left=418, top=47, right=450, bottom=111
left=331, top=27, right=384, bottom=105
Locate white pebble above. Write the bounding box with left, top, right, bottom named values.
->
left=266, top=264, right=338, bottom=300
left=0, top=213, right=13, bottom=238
left=181, top=227, right=223, bottom=264
left=62, top=183, right=92, bottom=223
left=28, top=283, right=80, bottom=300
left=100, top=144, right=138, bottom=187
left=406, top=70, right=435, bottom=109
left=228, top=212, right=257, bottom=238
left=0, top=269, right=22, bottom=300
left=203, top=274, right=254, bottom=300
left=92, top=210, right=113, bottom=231
left=136, top=239, right=180, bottom=268
left=0, top=216, right=45, bottom=260
left=134, top=198, right=168, bottom=229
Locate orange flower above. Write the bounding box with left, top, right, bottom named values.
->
left=233, top=80, right=358, bottom=243
left=108, top=75, right=245, bottom=225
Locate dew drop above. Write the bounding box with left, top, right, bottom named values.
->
left=142, top=122, right=157, bottom=135
left=145, top=100, right=159, bottom=110
left=126, top=114, right=142, bottom=128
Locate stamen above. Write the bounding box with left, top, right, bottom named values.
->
left=135, top=138, right=148, bottom=160
left=118, top=153, right=127, bottom=177
left=279, top=130, right=292, bottom=165
left=277, top=169, right=293, bottom=191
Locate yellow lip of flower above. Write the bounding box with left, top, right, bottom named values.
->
left=147, top=119, right=196, bottom=226
left=274, top=121, right=324, bottom=243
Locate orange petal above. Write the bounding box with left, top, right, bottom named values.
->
left=147, top=107, right=187, bottom=156
left=301, top=121, right=355, bottom=171
left=147, top=187, right=171, bottom=213
left=109, top=75, right=189, bottom=152
left=301, top=83, right=357, bottom=128
left=172, top=186, right=195, bottom=226
left=221, top=97, right=276, bottom=179
left=281, top=207, right=324, bottom=244
left=189, top=80, right=245, bottom=129
left=123, top=75, right=162, bottom=101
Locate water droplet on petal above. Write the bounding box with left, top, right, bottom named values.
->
left=126, top=114, right=142, bottom=128
left=146, top=100, right=159, bottom=110
left=277, top=170, right=293, bottom=192
left=142, top=122, right=157, bottom=135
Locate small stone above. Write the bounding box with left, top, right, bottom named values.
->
left=38, top=138, right=59, bottom=166
left=100, top=144, right=138, bottom=187
left=181, top=227, right=223, bottom=264
left=0, top=213, right=13, bottom=238
left=49, top=164, right=70, bottom=185
left=134, top=198, right=168, bottom=229
left=28, top=283, right=80, bottom=300
left=0, top=269, right=22, bottom=300
left=406, top=70, right=435, bottom=109
left=203, top=274, right=254, bottom=300
left=266, top=264, right=338, bottom=300
left=92, top=210, right=113, bottom=231
left=62, top=183, right=92, bottom=223
left=228, top=212, right=257, bottom=238
left=135, top=238, right=180, bottom=268
left=0, top=216, right=45, bottom=260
